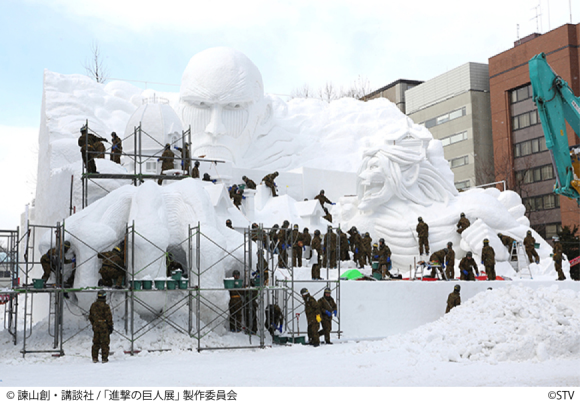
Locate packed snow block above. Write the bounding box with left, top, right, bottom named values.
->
left=301, top=167, right=357, bottom=206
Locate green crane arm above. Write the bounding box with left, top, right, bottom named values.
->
left=529, top=52, right=580, bottom=202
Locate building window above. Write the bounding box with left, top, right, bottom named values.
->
left=450, top=155, right=469, bottom=168
left=455, top=180, right=470, bottom=190
left=515, top=164, right=555, bottom=184
left=441, top=131, right=468, bottom=147
left=512, top=109, right=539, bottom=131
left=545, top=223, right=562, bottom=240
left=523, top=193, right=560, bottom=212
left=514, top=137, right=547, bottom=157
left=510, top=84, right=533, bottom=104
left=422, top=107, right=466, bottom=129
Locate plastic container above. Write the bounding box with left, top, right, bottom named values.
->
left=33, top=278, right=45, bottom=289
left=291, top=336, right=306, bottom=344
left=130, top=280, right=142, bottom=290
left=233, top=279, right=243, bottom=288
left=155, top=280, right=166, bottom=290
left=371, top=262, right=379, bottom=270
left=142, top=280, right=153, bottom=290
left=534, top=243, right=540, bottom=249
left=179, top=279, right=189, bottom=289
left=166, top=279, right=177, bottom=290
left=273, top=335, right=288, bottom=344
left=171, top=270, right=182, bottom=281
left=372, top=272, right=382, bottom=280
left=224, top=279, right=235, bottom=289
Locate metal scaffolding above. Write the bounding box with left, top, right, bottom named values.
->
left=2, top=219, right=341, bottom=357
left=2, top=119, right=341, bottom=357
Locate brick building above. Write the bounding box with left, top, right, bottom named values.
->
left=488, top=23, right=580, bottom=240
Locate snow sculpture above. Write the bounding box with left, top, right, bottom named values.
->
left=122, top=96, right=183, bottom=174
left=178, top=47, right=275, bottom=163
left=356, top=120, right=457, bottom=211
left=50, top=179, right=244, bottom=326
left=342, top=125, right=557, bottom=277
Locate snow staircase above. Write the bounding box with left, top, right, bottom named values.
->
left=509, top=241, right=533, bottom=279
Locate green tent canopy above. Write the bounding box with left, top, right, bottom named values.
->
left=340, top=269, right=364, bottom=280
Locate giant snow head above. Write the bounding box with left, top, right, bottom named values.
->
left=357, top=121, right=458, bottom=211
left=178, top=47, right=273, bottom=163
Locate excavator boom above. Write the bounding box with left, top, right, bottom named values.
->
left=529, top=52, right=580, bottom=202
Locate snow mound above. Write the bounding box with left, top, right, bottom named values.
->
left=386, top=284, right=580, bottom=363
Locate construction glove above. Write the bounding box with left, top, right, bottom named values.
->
left=325, top=310, right=332, bottom=317
left=333, top=310, right=337, bottom=316
left=316, top=314, right=321, bottom=323
left=71, top=257, right=76, bottom=263
left=386, top=257, right=390, bottom=263
left=462, top=270, right=468, bottom=276
left=278, top=325, right=283, bottom=332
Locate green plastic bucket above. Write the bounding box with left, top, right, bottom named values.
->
left=224, top=279, right=235, bottom=289
left=178, top=279, right=189, bottom=289
left=171, top=270, right=182, bottom=281
left=233, top=279, right=243, bottom=288
left=291, top=336, right=306, bottom=344
left=166, top=279, right=177, bottom=290
left=371, top=262, right=379, bottom=270
left=155, top=280, right=166, bottom=290
left=372, top=272, right=382, bottom=280
left=142, top=280, right=153, bottom=290
left=33, top=278, right=45, bottom=289
left=273, top=335, right=287, bottom=344
left=534, top=243, right=540, bottom=249
left=130, top=280, right=142, bottom=290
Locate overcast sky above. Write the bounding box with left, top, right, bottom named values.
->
left=0, top=0, right=577, bottom=230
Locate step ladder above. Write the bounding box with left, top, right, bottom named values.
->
left=509, top=241, right=533, bottom=279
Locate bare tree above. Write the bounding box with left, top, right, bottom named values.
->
left=342, top=75, right=372, bottom=100
left=290, top=83, right=314, bottom=99
left=318, top=81, right=338, bottom=103
left=291, top=75, right=372, bottom=102
left=84, top=42, right=109, bottom=84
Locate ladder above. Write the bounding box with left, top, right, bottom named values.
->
left=509, top=241, right=533, bottom=279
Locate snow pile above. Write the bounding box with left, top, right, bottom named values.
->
left=383, top=284, right=580, bottom=363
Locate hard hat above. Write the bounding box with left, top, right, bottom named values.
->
left=63, top=240, right=71, bottom=249
left=418, top=217, right=423, bottom=222
left=226, top=219, right=232, bottom=224
left=242, top=176, right=247, bottom=180
left=483, top=238, right=489, bottom=244
left=527, top=230, right=532, bottom=235
left=300, top=288, right=309, bottom=296
left=497, top=233, right=502, bottom=237
left=233, top=269, right=240, bottom=277
left=373, top=243, right=378, bottom=247
left=379, top=238, right=385, bottom=243
left=97, top=290, right=106, bottom=299
left=365, top=232, right=369, bottom=236
left=447, top=241, right=453, bottom=247
left=320, top=190, right=325, bottom=194
left=293, top=224, right=299, bottom=229
left=303, top=227, right=309, bottom=232
left=283, top=220, right=290, bottom=226
left=194, top=161, right=200, bottom=166
left=466, top=251, right=473, bottom=258
left=114, top=246, right=121, bottom=253
left=454, top=284, right=461, bottom=292
left=324, top=287, right=331, bottom=294
left=314, top=230, right=320, bottom=235
left=460, top=212, right=465, bottom=217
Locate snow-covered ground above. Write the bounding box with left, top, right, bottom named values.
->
left=2, top=280, right=580, bottom=388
